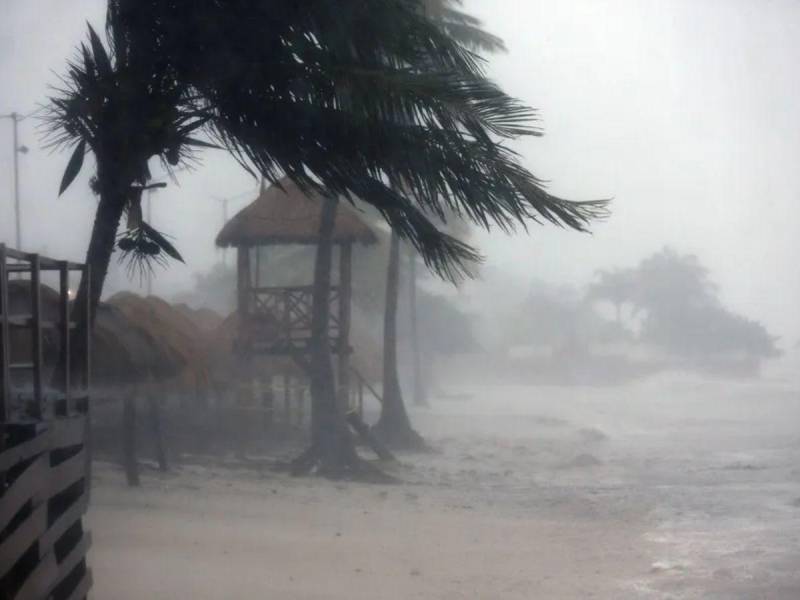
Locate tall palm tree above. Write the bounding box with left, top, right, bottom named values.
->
left=48, top=0, right=606, bottom=476
left=373, top=230, right=427, bottom=449
left=374, top=0, right=505, bottom=448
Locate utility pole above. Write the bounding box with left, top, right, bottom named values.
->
left=213, top=182, right=260, bottom=266
left=215, top=196, right=230, bottom=265
left=2, top=112, right=29, bottom=249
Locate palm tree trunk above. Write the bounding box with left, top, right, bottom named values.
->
left=292, top=195, right=370, bottom=478
left=408, top=248, right=428, bottom=407
left=56, top=164, right=130, bottom=385
left=374, top=231, right=426, bottom=450
left=74, top=183, right=128, bottom=321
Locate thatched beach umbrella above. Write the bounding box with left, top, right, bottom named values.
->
left=173, top=303, right=224, bottom=332
left=7, top=281, right=183, bottom=388
left=107, top=292, right=211, bottom=388
left=93, top=303, right=184, bottom=386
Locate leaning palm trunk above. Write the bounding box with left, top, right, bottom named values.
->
left=57, top=160, right=133, bottom=383
left=408, top=248, right=428, bottom=407
left=292, top=196, right=384, bottom=479
left=374, top=231, right=426, bottom=450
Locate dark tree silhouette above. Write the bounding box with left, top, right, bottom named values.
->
left=373, top=232, right=427, bottom=450
left=587, top=268, right=637, bottom=325
left=587, top=248, right=780, bottom=366
left=631, top=248, right=779, bottom=361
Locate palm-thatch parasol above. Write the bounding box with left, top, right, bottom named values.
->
left=107, top=292, right=211, bottom=388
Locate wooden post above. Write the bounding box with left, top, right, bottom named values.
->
left=236, top=246, right=251, bottom=319
left=83, top=265, right=91, bottom=401
left=283, top=373, right=291, bottom=424
left=0, top=244, right=10, bottom=421
left=59, top=262, right=71, bottom=415
left=358, top=376, right=364, bottom=419
left=262, top=377, right=273, bottom=432
left=30, top=254, right=43, bottom=418
left=122, top=395, right=140, bottom=486
left=254, top=246, right=261, bottom=289
left=337, top=242, right=352, bottom=413
left=236, top=246, right=255, bottom=415
left=346, top=411, right=395, bottom=462
left=282, top=288, right=292, bottom=347
left=294, top=382, right=305, bottom=427
left=147, top=394, right=168, bottom=472
left=82, top=265, right=93, bottom=499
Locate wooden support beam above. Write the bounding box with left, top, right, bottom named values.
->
left=30, top=253, right=43, bottom=418
left=261, top=379, right=274, bottom=432
left=147, top=395, right=168, bottom=472
left=59, top=262, right=71, bottom=415
left=237, top=246, right=251, bottom=319
left=337, top=242, right=352, bottom=413
left=346, top=411, right=395, bottom=462
left=83, top=265, right=91, bottom=397
left=283, top=374, right=291, bottom=424
left=358, top=377, right=364, bottom=419
left=122, top=396, right=140, bottom=487
left=294, top=383, right=305, bottom=427
left=0, top=244, right=10, bottom=421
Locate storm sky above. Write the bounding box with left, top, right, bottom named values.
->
left=1, top=0, right=798, bottom=344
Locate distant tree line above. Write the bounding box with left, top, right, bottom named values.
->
left=588, top=247, right=779, bottom=361
left=503, top=247, right=779, bottom=374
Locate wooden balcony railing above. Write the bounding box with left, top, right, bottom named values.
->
left=242, top=285, right=343, bottom=354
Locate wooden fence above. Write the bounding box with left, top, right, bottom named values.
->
left=0, top=245, right=92, bottom=600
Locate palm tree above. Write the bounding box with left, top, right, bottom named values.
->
left=373, top=231, right=427, bottom=449
left=48, top=0, right=606, bottom=477
left=291, top=195, right=388, bottom=478
left=407, top=244, right=427, bottom=407
left=373, top=0, right=504, bottom=447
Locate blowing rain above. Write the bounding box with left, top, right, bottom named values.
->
left=1, top=1, right=799, bottom=598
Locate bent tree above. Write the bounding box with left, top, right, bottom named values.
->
left=373, top=231, right=428, bottom=450
left=373, top=0, right=508, bottom=449
left=48, top=0, right=607, bottom=478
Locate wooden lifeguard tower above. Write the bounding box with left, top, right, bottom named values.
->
left=215, top=179, right=377, bottom=419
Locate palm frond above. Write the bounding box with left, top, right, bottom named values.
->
left=49, top=0, right=608, bottom=282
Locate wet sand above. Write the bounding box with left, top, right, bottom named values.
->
left=86, top=370, right=800, bottom=599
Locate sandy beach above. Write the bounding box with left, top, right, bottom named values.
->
left=86, top=372, right=800, bottom=599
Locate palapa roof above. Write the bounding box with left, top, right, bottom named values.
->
left=216, top=178, right=378, bottom=248
left=107, top=292, right=211, bottom=386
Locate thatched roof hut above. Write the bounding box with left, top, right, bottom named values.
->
left=215, top=178, right=378, bottom=248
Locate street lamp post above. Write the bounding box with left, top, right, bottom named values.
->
left=2, top=112, right=30, bottom=250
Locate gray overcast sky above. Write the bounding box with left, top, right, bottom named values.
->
left=1, top=0, right=798, bottom=344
